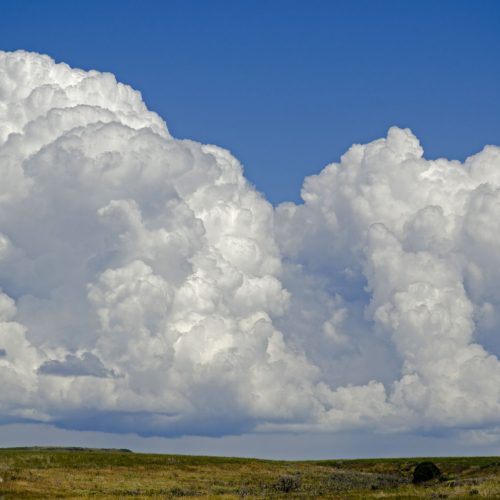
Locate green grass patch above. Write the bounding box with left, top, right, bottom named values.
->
left=0, top=447, right=499, bottom=498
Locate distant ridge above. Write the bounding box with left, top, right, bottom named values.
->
left=1, top=446, right=133, bottom=453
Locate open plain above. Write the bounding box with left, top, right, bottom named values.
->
left=0, top=448, right=499, bottom=498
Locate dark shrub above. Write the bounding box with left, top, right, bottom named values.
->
left=274, top=474, right=301, bottom=493
left=412, top=461, right=441, bottom=484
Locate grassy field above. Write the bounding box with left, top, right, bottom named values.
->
left=0, top=448, right=499, bottom=498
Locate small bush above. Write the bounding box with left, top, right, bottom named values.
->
left=274, top=474, right=301, bottom=493
left=168, top=486, right=198, bottom=497
left=238, top=485, right=251, bottom=497
left=413, top=461, right=441, bottom=484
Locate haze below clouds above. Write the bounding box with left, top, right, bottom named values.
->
left=1, top=51, right=500, bottom=455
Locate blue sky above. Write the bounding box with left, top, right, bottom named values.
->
left=2, top=2, right=500, bottom=459
left=1, top=0, right=499, bottom=203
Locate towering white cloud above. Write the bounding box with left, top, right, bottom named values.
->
left=1, top=51, right=500, bottom=439
left=276, top=127, right=500, bottom=432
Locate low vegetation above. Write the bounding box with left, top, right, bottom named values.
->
left=0, top=448, right=499, bottom=498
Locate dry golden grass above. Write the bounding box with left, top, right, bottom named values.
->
left=0, top=448, right=499, bottom=498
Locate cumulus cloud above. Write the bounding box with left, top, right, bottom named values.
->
left=276, top=127, right=500, bottom=432
left=1, top=50, right=500, bottom=438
